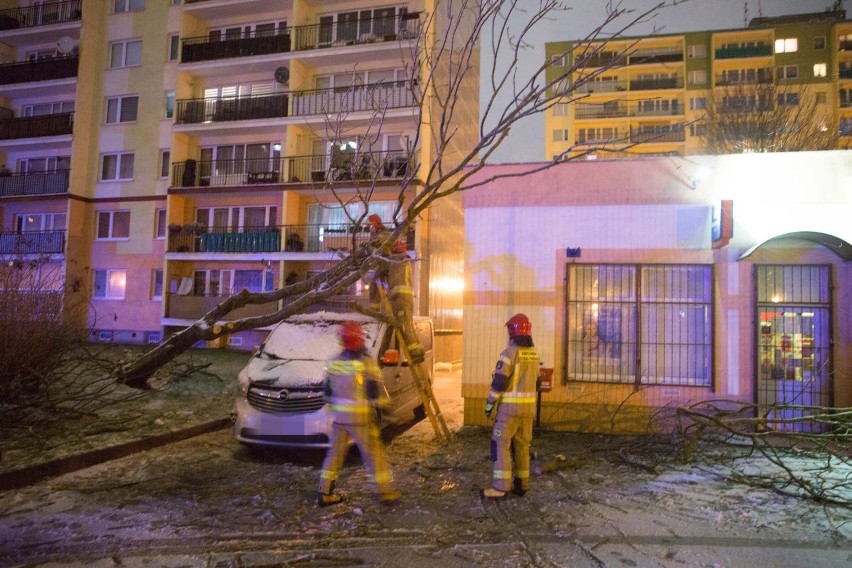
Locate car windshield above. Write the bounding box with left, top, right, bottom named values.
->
left=261, top=315, right=381, bottom=361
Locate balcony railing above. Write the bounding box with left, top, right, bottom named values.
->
left=0, top=0, right=81, bottom=31
left=573, top=80, right=627, bottom=94
left=575, top=132, right=626, bottom=144
left=631, top=103, right=683, bottom=117
left=629, top=77, right=683, bottom=91
left=0, top=170, right=70, bottom=197
left=291, top=81, right=415, bottom=116
left=166, top=294, right=279, bottom=321
left=629, top=127, right=686, bottom=143
left=841, top=40, right=852, bottom=51
left=840, top=68, right=852, bottom=79
left=293, top=13, right=420, bottom=51
left=714, top=45, right=772, bottom=59
left=574, top=104, right=628, bottom=119
left=0, top=230, right=65, bottom=254
left=181, top=30, right=290, bottom=63
left=575, top=52, right=625, bottom=68
left=168, top=223, right=414, bottom=255
left=0, top=113, right=73, bottom=140
left=628, top=50, right=683, bottom=65
left=714, top=73, right=773, bottom=86
left=172, top=151, right=411, bottom=187
left=175, top=93, right=288, bottom=124
left=0, top=56, right=79, bottom=85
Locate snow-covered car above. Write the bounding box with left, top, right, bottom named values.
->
left=232, top=312, right=433, bottom=449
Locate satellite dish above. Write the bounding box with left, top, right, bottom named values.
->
left=274, top=66, right=290, bottom=84
left=57, top=36, right=75, bottom=55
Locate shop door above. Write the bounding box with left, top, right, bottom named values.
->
left=755, top=265, right=832, bottom=432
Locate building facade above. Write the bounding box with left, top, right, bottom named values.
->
left=544, top=9, right=850, bottom=159
left=462, top=151, right=851, bottom=432
left=0, top=0, right=472, bottom=362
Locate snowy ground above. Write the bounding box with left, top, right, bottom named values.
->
left=0, top=354, right=850, bottom=567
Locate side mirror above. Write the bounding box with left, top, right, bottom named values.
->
left=381, top=349, right=399, bottom=365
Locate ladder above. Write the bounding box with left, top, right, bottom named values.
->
left=377, top=285, right=451, bottom=441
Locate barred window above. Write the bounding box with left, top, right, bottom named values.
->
left=566, top=264, right=713, bottom=387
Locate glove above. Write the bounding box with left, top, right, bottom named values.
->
left=484, top=402, right=494, bottom=418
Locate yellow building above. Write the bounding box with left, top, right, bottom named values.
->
left=0, top=0, right=475, bottom=362
left=544, top=9, right=848, bottom=159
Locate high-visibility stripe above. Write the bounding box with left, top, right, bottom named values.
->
left=328, top=360, right=365, bottom=374
left=389, top=285, right=413, bottom=296
left=330, top=403, right=373, bottom=414
left=320, top=470, right=338, bottom=480
left=501, top=396, right=537, bottom=404
left=493, top=469, right=512, bottom=479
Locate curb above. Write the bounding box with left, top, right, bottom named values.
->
left=0, top=418, right=231, bottom=491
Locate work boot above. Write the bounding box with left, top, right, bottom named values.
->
left=317, top=492, right=343, bottom=507
left=512, top=479, right=527, bottom=497
left=479, top=487, right=508, bottom=500
left=379, top=489, right=402, bottom=505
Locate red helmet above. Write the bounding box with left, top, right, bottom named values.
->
left=339, top=321, right=366, bottom=351
left=367, top=214, right=384, bottom=232
left=505, top=313, right=531, bottom=337
left=392, top=239, right=407, bottom=253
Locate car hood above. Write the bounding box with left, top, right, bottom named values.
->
left=243, top=357, right=326, bottom=389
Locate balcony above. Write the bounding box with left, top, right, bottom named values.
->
left=174, top=93, right=288, bottom=125
left=574, top=103, right=628, bottom=119
left=629, top=126, right=686, bottom=143
left=0, top=230, right=65, bottom=255
left=0, top=170, right=70, bottom=197
left=291, top=81, right=415, bottom=117
left=0, top=113, right=73, bottom=140
left=841, top=40, right=852, bottom=51
left=166, top=293, right=280, bottom=321
left=714, top=73, right=773, bottom=86
left=840, top=68, right=852, bottom=79
left=575, top=132, right=626, bottom=145
left=714, top=45, right=772, bottom=59
left=168, top=225, right=282, bottom=254
left=629, top=77, right=683, bottom=91
left=181, top=30, right=291, bottom=64
left=628, top=49, right=683, bottom=65
left=293, top=13, right=421, bottom=52
left=631, top=103, right=683, bottom=117
left=172, top=151, right=411, bottom=188
left=0, top=1, right=81, bottom=31
left=574, top=52, right=625, bottom=69
left=0, top=56, right=79, bottom=86
left=573, top=80, right=627, bottom=94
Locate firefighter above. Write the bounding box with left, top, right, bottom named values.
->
left=481, top=313, right=540, bottom=500
left=317, top=321, right=401, bottom=506
left=367, top=214, right=425, bottom=364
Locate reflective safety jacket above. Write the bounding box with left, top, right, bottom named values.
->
left=324, top=351, right=389, bottom=425
left=386, top=255, right=413, bottom=300
left=487, top=343, right=540, bottom=419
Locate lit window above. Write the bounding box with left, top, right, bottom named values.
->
left=110, top=40, right=142, bottom=68
left=813, top=63, right=827, bottom=78
left=101, top=153, right=135, bottom=181
left=94, top=269, right=127, bottom=300
left=105, top=95, right=138, bottom=124
left=774, top=37, right=797, bottom=53
left=96, top=210, right=131, bottom=240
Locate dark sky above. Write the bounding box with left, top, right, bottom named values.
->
left=483, top=0, right=835, bottom=162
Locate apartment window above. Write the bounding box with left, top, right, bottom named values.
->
left=23, top=101, right=74, bottom=116
left=551, top=53, right=568, bottom=67
left=195, top=205, right=278, bottom=230
left=689, top=97, right=706, bottom=110
left=151, top=269, right=163, bottom=300
left=106, top=95, right=139, bottom=124
left=814, top=36, right=826, bottom=50
left=687, top=44, right=706, bottom=59
left=160, top=150, right=170, bottom=178
left=774, top=37, right=797, bottom=53
left=96, top=210, right=130, bottom=240
left=16, top=212, right=66, bottom=232
left=93, top=269, right=127, bottom=299
left=114, top=0, right=145, bottom=13
left=566, top=264, right=713, bottom=387
left=777, top=65, right=797, bottom=80
left=689, top=123, right=706, bottom=137
left=553, top=103, right=569, bottom=116
left=191, top=269, right=273, bottom=296
left=155, top=208, right=167, bottom=238
left=687, top=70, right=707, bottom=85
left=813, top=63, right=827, bottom=78
left=164, top=91, right=175, bottom=119
left=101, top=153, right=135, bottom=180
left=815, top=91, right=827, bottom=104
left=110, top=40, right=143, bottom=68
left=777, top=92, right=800, bottom=106
left=553, top=129, right=569, bottom=142
left=168, top=34, right=180, bottom=61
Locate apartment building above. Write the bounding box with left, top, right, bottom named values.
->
left=0, top=0, right=473, bottom=362
left=544, top=9, right=849, bottom=159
